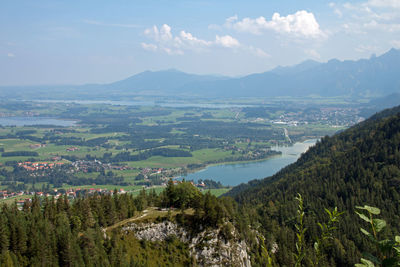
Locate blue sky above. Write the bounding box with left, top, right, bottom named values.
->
left=1, top=0, right=399, bottom=85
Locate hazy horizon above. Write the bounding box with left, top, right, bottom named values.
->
left=1, top=0, right=400, bottom=86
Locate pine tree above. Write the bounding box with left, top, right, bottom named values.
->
left=0, top=213, right=9, bottom=252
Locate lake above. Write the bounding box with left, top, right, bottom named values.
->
left=178, top=139, right=317, bottom=186
left=32, top=99, right=255, bottom=109
left=0, top=117, right=76, bottom=127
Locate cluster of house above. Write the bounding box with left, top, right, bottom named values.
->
left=57, top=187, right=126, bottom=198
left=2, top=187, right=128, bottom=208
left=72, top=159, right=133, bottom=173
left=16, top=158, right=133, bottom=173
left=66, top=146, right=80, bottom=152
left=192, top=181, right=206, bottom=188
left=170, top=179, right=206, bottom=188
left=18, top=161, right=64, bottom=171
left=0, top=190, right=25, bottom=199
left=268, top=107, right=364, bottom=127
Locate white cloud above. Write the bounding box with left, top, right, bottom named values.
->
left=367, top=0, right=400, bottom=8
left=225, top=15, right=239, bottom=26
left=163, top=47, right=184, bottom=55
left=7, top=53, right=15, bottom=58
left=247, top=46, right=270, bottom=58
left=144, top=24, right=173, bottom=42
left=143, top=24, right=269, bottom=59
left=141, top=43, right=158, bottom=51
left=224, top=10, right=325, bottom=38
left=342, top=3, right=352, bottom=10
left=364, top=20, right=379, bottom=28
left=159, top=24, right=172, bottom=41
left=329, top=2, right=343, bottom=18
left=363, top=20, right=400, bottom=31
left=337, top=1, right=400, bottom=35
left=180, top=31, right=212, bottom=47
left=215, top=35, right=240, bottom=48
left=342, top=1, right=400, bottom=20
left=144, top=24, right=210, bottom=55
left=305, top=49, right=321, bottom=59
left=334, top=8, right=343, bottom=18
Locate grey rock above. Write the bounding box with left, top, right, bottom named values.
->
left=122, top=221, right=251, bottom=267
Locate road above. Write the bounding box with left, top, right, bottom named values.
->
left=284, top=128, right=292, bottom=143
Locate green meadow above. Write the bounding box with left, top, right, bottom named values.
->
left=0, top=101, right=348, bottom=193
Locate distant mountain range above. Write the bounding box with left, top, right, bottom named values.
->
left=1, top=48, right=400, bottom=100
left=180, top=48, right=400, bottom=98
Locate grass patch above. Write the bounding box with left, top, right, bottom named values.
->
left=203, top=188, right=232, bottom=197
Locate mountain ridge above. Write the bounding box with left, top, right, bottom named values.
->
left=1, top=48, right=399, bottom=99
left=84, top=47, right=400, bottom=97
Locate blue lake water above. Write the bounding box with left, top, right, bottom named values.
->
left=178, top=139, right=317, bottom=186
left=0, top=117, right=76, bottom=127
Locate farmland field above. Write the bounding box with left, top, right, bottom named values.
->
left=0, top=100, right=360, bottom=195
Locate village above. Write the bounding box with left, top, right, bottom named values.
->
left=17, top=159, right=134, bottom=173
left=268, top=106, right=365, bottom=127
left=0, top=187, right=127, bottom=209
left=18, top=161, right=64, bottom=171
left=0, top=178, right=208, bottom=210
left=2, top=159, right=211, bottom=206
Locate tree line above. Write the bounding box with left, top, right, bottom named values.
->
left=0, top=181, right=243, bottom=266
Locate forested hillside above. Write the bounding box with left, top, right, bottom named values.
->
left=0, top=182, right=252, bottom=266
left=228, top=105, right=400, bottom=266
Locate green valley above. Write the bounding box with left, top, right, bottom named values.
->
left=0, top=100, right=353, bottom=197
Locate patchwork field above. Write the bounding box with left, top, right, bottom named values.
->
left=0, top=100, right=355, bottom=195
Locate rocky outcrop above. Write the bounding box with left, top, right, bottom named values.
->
left=122, top=221, right=251, bottom=267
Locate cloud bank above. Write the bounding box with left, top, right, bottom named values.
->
left=224, top=10, right=325, bottom=38
left=142, top=24, right=268, bottom=57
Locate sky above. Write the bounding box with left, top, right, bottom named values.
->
left=1, top=0, right=400, bottom=86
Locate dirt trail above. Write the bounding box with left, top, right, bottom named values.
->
left=104, top=208, right=154, bottom=232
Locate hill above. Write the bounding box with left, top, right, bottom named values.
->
left=104, top=69, right=227, bottom=95
left=0, top=182, right=253, bottom=266
left=227, top=105, right=400, bottom=266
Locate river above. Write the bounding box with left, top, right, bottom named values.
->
left=178, top=139, right=317, bottom=186
left=0, top=117, right=76, bottom=127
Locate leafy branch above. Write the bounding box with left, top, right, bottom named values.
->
left=294, top=193, right=307, bottom=267
left=294, top=193, right=343, bottom=267
left=314, top=207, right=344, bottom=266
left=355, top=205, right=400, bottom=267
left=259, top=234, right=273, bottom=267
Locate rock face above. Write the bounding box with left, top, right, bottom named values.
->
left=122, top=221, right=251, bottom=267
